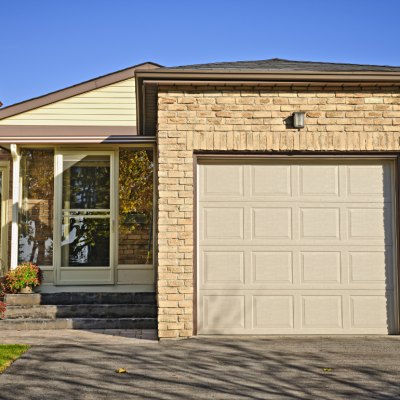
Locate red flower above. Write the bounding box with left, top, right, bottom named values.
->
left=1, top=263, right=42, bottom=295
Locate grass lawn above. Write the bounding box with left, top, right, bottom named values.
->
left=0, top=345, right=30, bottom=373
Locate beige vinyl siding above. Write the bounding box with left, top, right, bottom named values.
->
left=0, top=78, right=136, bottom=126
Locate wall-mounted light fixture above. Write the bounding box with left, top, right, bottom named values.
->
left=293, top=112, right=305, bottom=128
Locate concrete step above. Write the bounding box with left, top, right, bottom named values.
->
left=4, top=304, right=157, bottom=320
left=2, top=292, right=156, bottom=307
left=0, top=318, right=157, bottom=330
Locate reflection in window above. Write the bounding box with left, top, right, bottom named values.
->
left=61, top=156, right=111, bottom=267
left=61, top=214, right=110, bottom=267
left=62, top=155, right=110, bottom=210
left=18, top=150, right=54, bottom=266
left=119, top=150, right=153, bottom=265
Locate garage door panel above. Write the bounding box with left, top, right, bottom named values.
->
left=199, top=291, right=396, bottom=334
left=346, top=164, right=392, bottom=198
left=253, top=208, right=292, bottom=239
left=300, top=208, right=340, bottom=239
left=251, top=164, right=292, bottom=197
left=299, top=165, right=339, bottom=197
left=202, top=207, right=244, bottom=240
left=349, top=250, right=393, bottom=287
left=202, top=295, right=245, bottom=329
left=350, top=294, right=394, bottom=331
left=202, top=251, right=244, bottom=284
left=301, top=252, right=341, bottom=283
left=198, top=160, right=397, bottom=335
left=302, top=295, right=343, bottom=329
left=348, top=207, right=392, bottom=242
left=199, top=246, right=392, bottom=291
left=253, top=296, right=294, bottom=329
left=201, top=164, right=244, bottom=198
left=252, top=252, right=293, bottom=284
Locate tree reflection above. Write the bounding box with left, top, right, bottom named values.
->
left=119, top=150, right=153, bottom=265
left=18, top=150, right=54, bottom=266
left=61, top=157, right=110, bottom=267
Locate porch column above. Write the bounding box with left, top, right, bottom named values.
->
left=10, top=144, right=20, bottom=270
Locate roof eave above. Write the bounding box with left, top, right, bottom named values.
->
left=135, top=68, right=400, bottom=82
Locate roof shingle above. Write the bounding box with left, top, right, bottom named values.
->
left=160, top=58, right=400, bottom=72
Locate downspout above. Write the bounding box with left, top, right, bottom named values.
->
left=142, top=85, right=146, bottom=135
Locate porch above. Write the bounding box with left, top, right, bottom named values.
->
left=4, top=143, right=156, bottom=293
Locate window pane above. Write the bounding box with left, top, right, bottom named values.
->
left=119, top=150, right=153, bottom=265
left=18, top=150, right=54, bottom=266
left=61, top=216, right=110, bottom=267
left=62, top=155, right=110, bottom=210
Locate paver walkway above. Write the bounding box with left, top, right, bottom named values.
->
left=0, top=329, right=158, bottom=344
left=1, top=336, right=400, bottom=399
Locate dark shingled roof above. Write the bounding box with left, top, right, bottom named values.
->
left=160, top=58, right=400, bottom=72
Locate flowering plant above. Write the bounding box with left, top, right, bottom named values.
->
left=1, top=263, right=42, bottom=295
left=0, top=301, right=6, bottom=320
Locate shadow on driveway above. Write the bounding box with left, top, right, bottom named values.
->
left=1, top=337, right=400, bottom=399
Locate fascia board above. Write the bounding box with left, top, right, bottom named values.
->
left=135, top=69, right=400, bottom=82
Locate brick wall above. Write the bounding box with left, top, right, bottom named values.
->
left=119, top=219, right=153, bottom=264
left=156, top=85, right=400, bottom=338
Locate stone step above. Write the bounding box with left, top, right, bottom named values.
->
left=4, top=304, right=157, bottom=320
left=0, top=318, right=157, bottom=330
left=2, top=292, right=156, bottom=307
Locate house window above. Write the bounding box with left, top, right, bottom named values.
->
left=118, top=149, right=153, bottom=265
left=18, top=149, right=54, bottom=266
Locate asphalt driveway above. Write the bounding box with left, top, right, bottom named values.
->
left=1, top=336, right=400, bottom=399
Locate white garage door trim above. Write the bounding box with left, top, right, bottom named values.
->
left=195, top=156, right=399, bottom=335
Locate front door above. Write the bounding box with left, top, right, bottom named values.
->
left=54, top=150, right=115, bottom=285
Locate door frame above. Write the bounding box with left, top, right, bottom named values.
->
left=53, top=149, right=116, bottom=285
left=0, top=162, right=9, bottom=275
left=193, top=152, right=400, bottom=336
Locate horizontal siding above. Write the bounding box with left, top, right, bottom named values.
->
left=0, top=78, right=137, bottom=126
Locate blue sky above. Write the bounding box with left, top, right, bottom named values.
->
left=1, top=0, right=400, bottom=107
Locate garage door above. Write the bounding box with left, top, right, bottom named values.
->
left=198, top=159, right=398, bottom=335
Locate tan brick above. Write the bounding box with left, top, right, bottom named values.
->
left=365, top=98, right=383, bottom=104
left=158, top=301, right=178, bottom=307
left=159, top=330, right=179, bottom=338
left=216, top=97, right=235, bottom=104
left=306, top=112, right=322, bottom=118
left=236, top=98, right=254, bottom=105
left=178, top=315, right=193, bottom=322
left=160, top=98, right=177, bottom=104
left=178, top=98, right=195, bottom=104
left=167, top=323, right=184, bottom=330
left=179, top=330, right=193, bottom=337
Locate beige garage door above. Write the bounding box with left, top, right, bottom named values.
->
left=198, top=159, right=398, bottom=335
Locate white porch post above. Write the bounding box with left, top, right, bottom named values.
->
left=10, top=144, right=20, bottom=270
